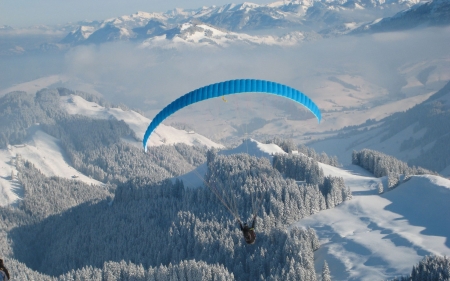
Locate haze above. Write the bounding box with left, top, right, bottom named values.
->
left=62, top=27, right=450, bottom=109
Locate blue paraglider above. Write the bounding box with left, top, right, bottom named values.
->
left=143, top=79, right=321, bottom=152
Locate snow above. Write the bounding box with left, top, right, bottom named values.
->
left=0, top=94, right=224, bottom=206
left=267, top=0, right=314, bottom=8
left=222, top=138, right=286, bottom=158
left=60, top=94, right=224, bottom=149
left=176, top=138, right=285, bottom=188
left=103, top=11, right=162, bottom=28
left=175, top=138, right=450, bottom=280
left=0, top=126, right=103, bottom=207
left=294, top=163, right=450, bottom=280
left=141, top=21, right=299, bottom=49
left=0, top=75, right=69, bottom=97
left=0, top=149, right=22, bottom=206
left=1, top=88, right=448, bottom=281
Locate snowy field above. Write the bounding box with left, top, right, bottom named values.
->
left=295, top=163, right=450, bottom=281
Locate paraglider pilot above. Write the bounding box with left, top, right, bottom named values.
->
left=0, top=258, right=10, bottom=280
left=239, top=215, right=257, bottom=244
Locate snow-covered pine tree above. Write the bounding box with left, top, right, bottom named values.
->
left=322, top=260, right=331, bottom=281
left=378, top=182, right=384, bottom=194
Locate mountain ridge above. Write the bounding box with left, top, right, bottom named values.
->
left=56, top=0, right=425, bottom=46
left=352, top=0, right=450, bottom=33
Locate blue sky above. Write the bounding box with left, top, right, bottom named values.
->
left=0, top=0, right=270, bottom=27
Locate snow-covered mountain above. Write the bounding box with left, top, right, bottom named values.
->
left=0, top=93, right=223, bottom=206
left=59, top=94, right=224, bottom=149
left=140, top=20, right=304, bottom=48
left=60, top=26, right=97, bottom=44
left=177, top=137, right=450, bottom=280
left=57, top=0, right=426, bottom=47
left=1, top=85, right=449, bottom=280
left=352, top=0, right=450, bottom=33
left=2, top=0, right=442, bottom=53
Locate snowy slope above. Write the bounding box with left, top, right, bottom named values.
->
left=176, top=138, right=450, bottom=280
left=175, top=138, right=285, bottom=188
left=140, top=21, right=302, bottom=48
left=0, top=75, right=69, bottom=97
left=0, top=94, right=223, bottom=206
left=0, top=149, right=22, bottom=206
left=309, top=77, right=450, bottom=177
left=60, top=94, right=224, bottom=149
left=295, top=164, right=450, bottom=280
left=353, top=0, right=450, bottom=33
left=0, top=126, right=103, bottom=207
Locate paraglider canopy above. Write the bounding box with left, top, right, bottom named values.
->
left=143, top=79, right=321, bottom=152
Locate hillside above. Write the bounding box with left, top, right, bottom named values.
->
left=0, top=89, right=448, bottom=279
left=310, top=81, right=450, bottom=177
left=1, top=115, right=351, bottom=280
left=2, top=0, right=450, bottom=279
left=295, top=163, right=450, bottom=280
left=0, top=90, right=223, bottom=206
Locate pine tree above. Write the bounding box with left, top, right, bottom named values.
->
left=322, top=260, right=331, bottom=281
left=377, top=182, right=384, bottom=194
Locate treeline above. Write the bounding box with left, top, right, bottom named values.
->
left=352, top=149, right=437, bottom=181
left=390, top=255, right=450, bottom=281
left=273, top=153, right=351, bottom=209
left=0, top=87, right=128, bottom=149
left=352, top=149, right=438, bottom=190
left=273, top=153, right=324, bottom=185
left=0, top=90, right=61, bottom=148
left=36, top=98, right=208, bottom=185
left=266, top=137, right=340, bottom=167
left=206, top=152, right=351, bottom=228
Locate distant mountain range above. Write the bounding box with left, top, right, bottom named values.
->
left=352, top=0, right=450, bottom=33
left=1, top=0, right=448, bottom=53
left=57, top=0, right=428, bottom=47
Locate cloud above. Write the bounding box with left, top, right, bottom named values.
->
left=57, top=26, right=450, bottom=113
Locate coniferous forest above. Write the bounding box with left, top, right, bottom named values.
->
left=0, top=88, right=447, bottom=280
left=0, top=88, right=347, bottom=280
